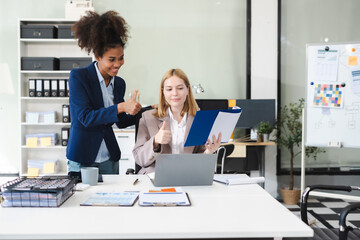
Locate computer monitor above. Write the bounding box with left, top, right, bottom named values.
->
left=235, top=99, right=275, bottom=129
left=195, top=99, right=228, bottom=111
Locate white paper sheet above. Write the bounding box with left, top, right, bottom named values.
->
left=314, top=46, right=340, bottom=82
left=208, top=111, right=241, bottom=143
left=80, top=192, right=139, bottom=206
left=350, top=66, right=360, bottom=94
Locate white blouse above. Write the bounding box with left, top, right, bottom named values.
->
left=168, top=109, right=187, bottom=154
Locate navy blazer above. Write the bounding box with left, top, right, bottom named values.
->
left=66, top=62, right=135, bottom=166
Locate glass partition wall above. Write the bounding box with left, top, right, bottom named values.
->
left=280, top=0, right=360, bottom=173
left=112, top=0, right=248, bottom=105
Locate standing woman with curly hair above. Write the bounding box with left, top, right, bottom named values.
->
left=66, top=11, right=141, bottom=175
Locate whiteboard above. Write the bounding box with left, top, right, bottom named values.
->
left=305, top=42, right=360, bottom=148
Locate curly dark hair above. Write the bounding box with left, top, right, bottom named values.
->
left=72, top=10, right=129, bottom=58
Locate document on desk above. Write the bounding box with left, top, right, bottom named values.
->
left=184, top=108, right=242, bottom=147
left=139, top=191, right=191, bottom=206
left=80, top=192, right=139, bottom=206
left=214, top=174, right=265, bottom=185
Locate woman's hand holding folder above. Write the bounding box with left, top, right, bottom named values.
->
left=204, top=132, right=222, bottom=154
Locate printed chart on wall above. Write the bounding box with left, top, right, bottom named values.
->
left=305, top=42, right=360, bottom=148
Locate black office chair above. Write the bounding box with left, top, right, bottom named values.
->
left=216, top=144, right=235, bottom=174
left=126, top=106, right=154, bottom=175
left=300, top=185, right=360, bottom=240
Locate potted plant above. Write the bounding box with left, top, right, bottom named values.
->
left=275, top=98, right=325, bottom=204
left=257, top=121, right=274, bottom=142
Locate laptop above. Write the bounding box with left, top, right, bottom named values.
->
left=153, top=154, right=217, bottom=187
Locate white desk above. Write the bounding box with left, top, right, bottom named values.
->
left=0, top=175, right=313, bottom=239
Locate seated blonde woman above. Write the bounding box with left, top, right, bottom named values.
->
left=132, top=68, right=221, bottom=174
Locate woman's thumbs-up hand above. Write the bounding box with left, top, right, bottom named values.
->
left=154, top=121, right=172, bottom=147
left=117, top=90, right=142, bottom=115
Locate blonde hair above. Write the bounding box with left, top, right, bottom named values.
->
left=154, top=68, right=199, bottom=118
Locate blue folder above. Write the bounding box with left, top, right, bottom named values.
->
left=184, top=108, right=242, bottom=147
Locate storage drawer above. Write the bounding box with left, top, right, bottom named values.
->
left=114, top=130, right=135, bottom=155
left=119, top=154, right=135, bottom=175
left=58, top=25, right=74, bottom=39
left=21, top=57, right=59, bottom=70
left=59, top=57, right=92, bottom=70
left=115, top=133, right=135, bottom=155
left=21, top=25, right=57, bottom=38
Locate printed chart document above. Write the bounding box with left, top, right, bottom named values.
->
left=80, top=192, right=139, bottom=206
left=184, top=108, right=242, bottom=147
left=214, top=174, right=265, bottom=185
left=314, top=46, right=340, bottom=82
left=350, top=67, right=360, bottom=94
left=139, top=188, right=190, bottom=206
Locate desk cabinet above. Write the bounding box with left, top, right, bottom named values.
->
left=114, top=128, right=135, bottom=175
left=222, top=142, right=276, bottom=188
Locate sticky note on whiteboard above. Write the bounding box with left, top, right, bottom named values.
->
left=349, top=56, right=358, bottom=66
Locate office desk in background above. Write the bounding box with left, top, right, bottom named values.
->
left=0, top=175, right=312, bottom=239
left=223, top=141, right=276, bottom=186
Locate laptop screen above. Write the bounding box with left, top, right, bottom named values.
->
left=153, top=154, right=217, bottom=187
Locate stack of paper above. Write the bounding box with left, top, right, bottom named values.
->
left=27, top=159, right=59, bottom=175
left=26, top=111, right=56, bottom=124
left=25, top=133, right=58, bottom=147
left=214, top=174, right=265, bottom=185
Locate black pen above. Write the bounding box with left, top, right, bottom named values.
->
left=133, top=178, right=139, bottom=185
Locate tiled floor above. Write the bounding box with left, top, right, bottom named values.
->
left=284, top=198, right=360, bottom=229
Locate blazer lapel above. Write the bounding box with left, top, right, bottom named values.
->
left=113, top=77, right=121, bottom=104
left=184, top=115, right=195, bottom=153
left=88, top=62, right=104, bottom=109
left=158, top=116, right=171, bottom=132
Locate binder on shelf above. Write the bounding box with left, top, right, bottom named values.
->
left=28, top=79, right=36, bottom=97
left=51, top=79, right=58, bottom=97
left=66, top=79, right=70, bottom=97
left=35, top=79, right=43, bottom=97
left=59, top=79, right=66, bottom=97
left=61, top=127, right=70, bottom=146
left=62, top=104, right=70, bottom=123
left=43, top=79, right=50, bottom=97
left=184, top=108, right=242, bottom=147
